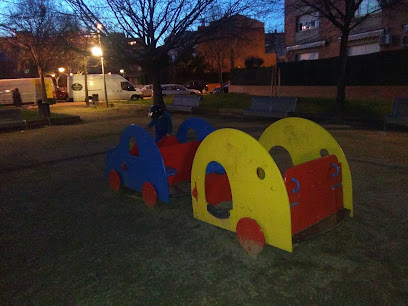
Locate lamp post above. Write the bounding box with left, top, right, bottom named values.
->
left=120, top=69, right=125, bottom=77
left=93, top=23, right=108, bottom=108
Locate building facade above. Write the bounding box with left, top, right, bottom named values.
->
left=198, top=15, right=276, bottom=72
left=284, top=0, right=408, bottom=61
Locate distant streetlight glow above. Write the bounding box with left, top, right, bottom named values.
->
left=58, top=67, right=65, bottom=73
left=51, top=73, right=56, bottom=78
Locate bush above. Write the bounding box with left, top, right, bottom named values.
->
left=244, top=56, right=264, bottom=69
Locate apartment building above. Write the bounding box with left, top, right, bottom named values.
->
left=198, top=15, right=276, bottom=72
left=284, top=0, right=408, bottom=61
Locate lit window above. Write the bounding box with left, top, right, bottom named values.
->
left=296, top=52, right=319, bottom=61
left=297, top=12, right=319, bottom=32
left=355, top=0, right=381, bottom=17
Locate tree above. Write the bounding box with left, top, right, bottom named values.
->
left=0, top=38, right=37, bottom=78
left=198, top=15, right=265, bottom=90
left=0, top=0, right=76, bottom=103
left=67, top=0, right=269, bottom=106
left=168, top=49, right=209, bottom=83
left=286, top=0, right=403, bottom=122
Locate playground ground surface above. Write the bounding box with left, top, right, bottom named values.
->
left=1, top=103, right=407, bottom=304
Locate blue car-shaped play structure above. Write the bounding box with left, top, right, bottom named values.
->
left=105, top=117, right=214, bottom=207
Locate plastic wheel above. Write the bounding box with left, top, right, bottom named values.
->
left=109, top=170, right=121, bottom=191
left=142, top=182, right=158, bottom=208
left=236, top=218, right=265, bottom=256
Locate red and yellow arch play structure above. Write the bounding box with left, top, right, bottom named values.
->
left=191, top=118, right=353, bottom=254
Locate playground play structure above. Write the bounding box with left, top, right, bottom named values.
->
left=106, top=117, right=353, bottom=255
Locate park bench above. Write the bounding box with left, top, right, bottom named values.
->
left=166, top=95, right=202, bottom=112
left=0, top=107, right=26, bottom=130
left=384, top=98, right=408, bottom=130
left=243, top=96, right=298, bottom=118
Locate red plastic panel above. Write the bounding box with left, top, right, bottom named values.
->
left=142, top=182, right=158, bottom=208
left=192, top=182, right=198, bottom=201
left=129, top=143, right=139, bottom=156
left=159, top=141, right=201, bottom=185
left=157, top=135, right=179, bottom=147
left=236, top=218, right=265, bottom=256
left=205, top=173, right=232, bottom=205
left=284, top=155, right=344, bottom=235
left=109, top=170, right=121, bottom=191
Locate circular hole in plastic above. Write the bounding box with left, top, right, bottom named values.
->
left=320, top=149, right=329, bottom=157
left=257, top=167, right=265, bottom=180
left=129, top=137, right=138, bottom=156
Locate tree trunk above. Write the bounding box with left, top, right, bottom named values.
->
left=37, top=66, right=48, bottom=104
left=336, top=30, right=350, bottom=123
left=217, top=53, right=224, bottom=94
left=149, top=65, right=164, bottom=107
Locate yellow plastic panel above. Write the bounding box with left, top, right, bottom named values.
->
left=191, top=128, right=293, bottom=252
left=258, top=118, right=353, bottom=216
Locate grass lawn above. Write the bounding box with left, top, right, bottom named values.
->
left=1, top=109, right=407, bottom=304
left=115, top=94, right=393, bottom=119
left=20, top=109, right=75, bottom=121
left=296, top=97, right=393, bottom=118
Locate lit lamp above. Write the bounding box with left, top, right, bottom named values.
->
left=58, top=67, right=65, bottom=73
left=120, top=69, right=125, bottom=77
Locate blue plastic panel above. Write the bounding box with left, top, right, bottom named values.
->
left=105, top=124, right=170, bottom=203
left=176, top=117, right=215, bottom=143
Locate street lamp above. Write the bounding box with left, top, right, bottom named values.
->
left=93, top=23, right=108, bottom=107
left=120, top=69, right=125, bottom=77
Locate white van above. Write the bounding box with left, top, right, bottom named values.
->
left=0, top=78, right=55, bottom=105
left=67, top=74, right=143, bottom=102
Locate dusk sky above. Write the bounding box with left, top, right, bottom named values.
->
left=0, top=0, right=285, bottom=34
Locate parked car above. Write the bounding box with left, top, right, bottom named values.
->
left=213, top=81, right=230, bottom=94
left=55, top=87, right=69, bottom=101
left=141, top=84, right=153, bottom=97
left=183, top=80, right=209, bottom=93
left=161, top=84, right=200, bottom=95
